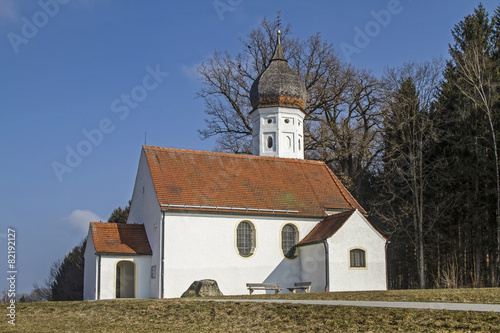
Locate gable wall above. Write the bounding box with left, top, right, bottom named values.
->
left=128, top=149, right=162, bottom=298
left=98, top=255, right=152, bottom=299
left=162, top=212, right=320, bottom=297
left=83, top=228, right=97, bottom=300
left=328, top=211, right=386, bottom=291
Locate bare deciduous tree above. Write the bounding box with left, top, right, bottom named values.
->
left=377, top=60, right=444, bottom=289
left=197, top=18, right=383, bottom=202
left=31, top=259, right=60, bottom=301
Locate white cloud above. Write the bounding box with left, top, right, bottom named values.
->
left=61, top=209, right=104, bottom=234
left=181, top=64, right=201, bottom=80
left=0, top=0, right=20, bottom=22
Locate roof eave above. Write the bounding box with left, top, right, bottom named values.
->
left=95, top=252, right=152, bottom=256
left=160, top=207, right=325, bottom=219
left=249, top=103, right=306, bottom=115
left=296, top=240, right=326, bottom=247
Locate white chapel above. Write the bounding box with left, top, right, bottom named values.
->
left=83, top=31, right=387, bottom=300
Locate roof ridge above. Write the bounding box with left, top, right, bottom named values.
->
left=142, top=145, right=326, bottom=165
left=90, top=222, right=146, bottom=227
left=89, top=222, right=152, bottom=255
left=325, top=209, right=356, bottom=219
left=142, top=145, right=365, bottom=217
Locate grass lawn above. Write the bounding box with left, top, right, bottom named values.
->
left=218, top=287, right=500, bottom=304
left=3, top=288, right=500, bottom=332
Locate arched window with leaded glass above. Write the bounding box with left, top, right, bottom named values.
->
left=281, top=224, right=299, bottom=259
left=236, top=221, right=255, bottom=257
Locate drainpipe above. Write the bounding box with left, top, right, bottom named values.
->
left=323, top=240, right=329, bottom=292
left=385, top=240, right=390, bottom=290
left=97, top=254, right=101, bottom=300
left=161, top=212, right=165, bottom=299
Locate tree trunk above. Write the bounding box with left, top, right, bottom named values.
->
left=487, top=113, right=500, bottom=286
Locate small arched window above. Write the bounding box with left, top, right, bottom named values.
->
left=350, top=249, right=366, bottom=268
left=236, top=221, right=255, bottom=257
left=267, top=136, right=273, bottom=149
left=281, top=224, right=298, bottom=259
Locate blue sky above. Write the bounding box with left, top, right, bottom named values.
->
left=1, top=0, right=498, bottom=295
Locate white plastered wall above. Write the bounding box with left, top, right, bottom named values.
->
left=127, top=148, right=162, bottom=298
left=251, top=106, right=305, bottom=159
left=83, top=228, right=97, bottom=300
left=98, top=255, right=152, bottom=300
left=328, top=210, right=387, bottom=291
left=162, top=212, right=319, bottom=298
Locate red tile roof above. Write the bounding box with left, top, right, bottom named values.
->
left=143, top=146, right=365, bottom=217
left=297, top=210, right=356, bottom=246
left=89, top=223, right=152, bottom=255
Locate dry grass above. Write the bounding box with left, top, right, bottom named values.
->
left=2, top=289, right=500, bottom=332
left=220, top=287, right=500, bottom=304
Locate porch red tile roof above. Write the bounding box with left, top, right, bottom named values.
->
left=89, top=222, right=152, bottom=255
left=297, top=210, right=356, bottom=246
left=143, top=146, right=365, bottom=217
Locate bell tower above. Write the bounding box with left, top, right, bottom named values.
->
left=249, top=30, right=307, bottom=159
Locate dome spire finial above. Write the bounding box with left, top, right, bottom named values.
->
left=276, top=10, right=281, bottom=45
left=249, top=12, right=306, bottom=113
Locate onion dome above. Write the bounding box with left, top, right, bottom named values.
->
left=250, top=31, right=307, bottom=111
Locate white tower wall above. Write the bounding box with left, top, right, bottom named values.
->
left=251, top=106, right=305, bottom=159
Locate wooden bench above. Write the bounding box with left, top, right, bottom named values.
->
left=287, top=282, right=311, bottom=293
left=246, top=283, right=283, bottom=295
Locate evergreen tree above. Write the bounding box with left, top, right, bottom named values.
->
left=50, top=240, right=86, bottom=301
left=108, top=200, right=131, bottom=223
left=377, top=61, right=443, bottom=289
left=35, top=202, right=134, bottom=302
left=433, top=3, right=500, bottom=287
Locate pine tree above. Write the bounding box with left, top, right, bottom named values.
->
left=377, top=59, right=444, bottom=289
left=108, top=200, right=131, bottom=223
left=51, top=240, right=86, bottom=301
left=432, top=3, right=500, bottom=287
